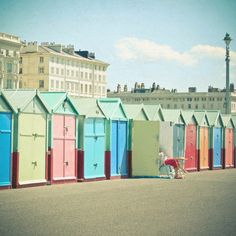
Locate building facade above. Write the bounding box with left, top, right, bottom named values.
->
left=0, top=32, right=22, bottom=89
left=19, top=42, right=109, bottom=98
left=108, top=84, right=236, bottom=114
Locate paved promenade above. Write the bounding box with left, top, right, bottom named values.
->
left=0, top=169, right=236, bottom=236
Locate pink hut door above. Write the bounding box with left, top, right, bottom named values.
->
left=185, top=125, right=197, bottom=170
left=64, top=116, right=76, bottom=177
left=53, top=115, right=64, bottom=178
left=226, top=129, right=234, bottom=167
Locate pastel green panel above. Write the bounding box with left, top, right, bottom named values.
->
left=18, top=113, right=47, bottom=184
left=132, top=121, right=159, bottom=176
left=78, top=116, right=85, bottom=149
left=127, top=120, right=133, bottom=151
left=0, top=97, right=11, bottom=112
left=105, top=119, right=111, bottom=151
left=22, top=97, right=47, bottom=114
left=136, top=111, right=148, bottom=120
left=54, top=101, right=76, bottom=115
left=159, top=122, right=173, bottom=157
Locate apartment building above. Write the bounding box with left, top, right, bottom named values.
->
left=0, top=32, right=22, bottom=89
left=108, top=83, right=236, bottom=114
left=19, top=42, right=109, bottom=98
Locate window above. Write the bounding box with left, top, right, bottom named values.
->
left=85, top=72, right=88, bottom=79
left=99, top=75, right=101, bottom=81
left=19, top=68, right=23, bottom=74
left=81, top=72, right=83, bottom=79
left=188, top=104, right=191, bottom=109
left=56, top=68, right=59, bottom=75
left=71, top=83, right=74, bottom=90
left=61, top=69, right=64, bottom=75
left=56, top=80, right=59, bottom=89
left=195, top=104, right=198, bottom=109
left=19, top=57, right=22, bottom=64
left=6, top=79, right=13, bottom=89
left=40, top=57, right=44, bottom=63
left=85, top=84, right=88, bottom=93
left=71, top=70, right=74, bottom=77
left=89, top=73, right=92, bottom=80
left=51, top=67, right=54, bottom=74
left=66, top=82, right=69, bottom=90
left=51, top=80, right=54, bottom=88
left=67, top=70, right=69, bottom=76
left=89, top=85, right=92, bottom=93
left=61, top=81, right=64, bottom=89
left=7, top=63, right=13, bottom=73
left=75, top=83, right=79, bottom=91
left=76, top=71, right=79, bottom=77
left=39, top=80, right=44, bottom=88
left=39, top=67, right=44, bottom=74
left=56, top=58, right=59, bottom=64
left=81, top=84, right=83, bottom=93
left=51, top=57, right=54, bottom=62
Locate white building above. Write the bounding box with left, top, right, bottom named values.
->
left=19, top=42, right=109, bottom=98
left=0, top=32, right=22, bottom=89
left=108, top=83, right=236, bottom=114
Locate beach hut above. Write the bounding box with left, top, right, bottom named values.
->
left=0, top=91, right=16, bottom=189
left=123, top=104, right=160, bottom=177
left=97, top=98, right=128, bottom=179
left=181, top=110, right=198, bottom=171
left=221, top=114, right=234, bottom=168
left=40, top=92, right=78, bottom=184
left=160, top=109, right=185, bottom=158
left=207, top=111, right=224, bottom=169
left=72, top=98, right=106, bottom=181
left=4, top=90, right=49, bottom=188
left=194, top=111, right=210, bottom=170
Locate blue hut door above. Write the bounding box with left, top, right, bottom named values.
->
left=0, top=113, right=12, bottom=187
left=111, top=121, right=127, bottom=176
left=173, top=124, right=185, bottom=157
left=214, top=128, right=222, bottom=168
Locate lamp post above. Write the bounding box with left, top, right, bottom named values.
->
left=223, top=33, right=232, bottom=114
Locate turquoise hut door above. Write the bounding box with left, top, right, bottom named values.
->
left=0, top=112, right=12, bottom=187
left=84, top=118, right=105, bottom=179
left=173, top=124, right=185, bottom=157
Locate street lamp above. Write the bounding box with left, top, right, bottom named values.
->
left=223, top=33, right=232, bottom=114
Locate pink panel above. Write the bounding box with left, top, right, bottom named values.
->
left=225, top=129, right=234, bottom=167
left=53, top=115, right=65, bottom=179
left=64, top=116, right=76, bottom=139
left=185, top=125, right=197, bottom=170
left=64, top=140, right=76, bottom=177
left=53, top=140, right=64, bottom=178
left=53, top=115, right=64, bottom=139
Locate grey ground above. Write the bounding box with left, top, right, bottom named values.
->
left=0, top=169, right=236, bottom=236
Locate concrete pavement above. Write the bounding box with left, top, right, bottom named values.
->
left=0, top=169, right=236, bottom=236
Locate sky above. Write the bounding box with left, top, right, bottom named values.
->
left=0, top=0, right=236, bottom=92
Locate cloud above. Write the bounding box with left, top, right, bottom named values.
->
left=115, top=37, right=236, bottom=67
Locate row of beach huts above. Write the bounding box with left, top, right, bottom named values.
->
left=0, top=89, right=235, bottom=189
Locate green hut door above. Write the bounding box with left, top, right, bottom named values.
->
left=19, top=114, right=46, bottom=183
